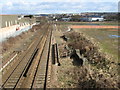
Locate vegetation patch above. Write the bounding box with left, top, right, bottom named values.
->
left=57, top=30, right=119, bottom=88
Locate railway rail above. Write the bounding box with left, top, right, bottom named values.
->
left=2, top=23, right=52, bottom=89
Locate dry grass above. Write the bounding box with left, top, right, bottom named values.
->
left=71, top=25, right=119, bottom=29
left=56, top=28, right=119, bottom=88
left=2, top=31, right=28, bottom=53
left=74, top=28, right=118, bottom=63
left=1, top=24, right=43, bottom=60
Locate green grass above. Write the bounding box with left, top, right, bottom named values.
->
left=74, top=28, right=118, bottom=62
left=57, top=21, right=118, bottom=26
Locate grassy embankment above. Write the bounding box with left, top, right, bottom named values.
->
left=55, top=22, right=119, bottom=88
left=57, top=21, right=119, bottom=63
left=57, top=21, right=118, bottom=26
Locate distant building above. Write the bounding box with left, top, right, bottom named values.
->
left=0, top=15, right=36, bottom=28
left=34, top=14, right=41, bottom=17
left=18, top=15, right=24, bottom=20
left=0, top=15, right=18, bottom=28
left=80, top=15, right=104, bottom=22
left=88, top=16, right=104, bottom=21
left=61, top=18, right=71, bottom=21
left=80, top=12, right=118, bottom=21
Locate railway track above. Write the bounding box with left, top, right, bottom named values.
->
left=2, top=23, right=52, bottom=89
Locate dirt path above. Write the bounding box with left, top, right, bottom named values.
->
left=71, top=25, right=120, bottom=29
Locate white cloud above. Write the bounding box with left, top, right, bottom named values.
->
left=4, top=2, right=13, bottom=10
left=0, top=4, right=2, bottom=14
left=1, top=0, right=119, bottom=3
left=1, top=2, right=118, bottom=14
left=99, top=5, right=118, bottom=12
left=6, top=2, right=13, bottom=6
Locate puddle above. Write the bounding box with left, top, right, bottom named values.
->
left=109, top=35, right=120, bottom=38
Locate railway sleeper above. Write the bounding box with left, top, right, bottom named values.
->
left=36, top=81, right=45, bottom=84
left=36, top=77, right=45, bottom=80
left=10, top=76, right=19, bottom=79
left=6, top=83, right=16, bottom=86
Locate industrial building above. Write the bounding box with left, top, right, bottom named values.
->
left=88, top=16, right=104, bottom=21
left=80, top=15, right=104, bottom=22
left=0, top=15, right=36, bottom=28
left=0, top=15, right=37, bottom=42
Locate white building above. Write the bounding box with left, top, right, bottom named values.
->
left=88, top=16, right=104, bottom=21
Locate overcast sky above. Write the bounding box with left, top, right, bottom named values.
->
left=0, top=0, right=119, bottom=14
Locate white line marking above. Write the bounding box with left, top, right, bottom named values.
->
left=0, top=53, right=18, bottom=72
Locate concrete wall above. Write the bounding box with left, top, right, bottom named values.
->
left=1, top=15, right=18, bottom=28
left=0, top=15, right=36, bottom=28
left=0, top=15, right=2, bottom=28
left=18, top=17, right=36, bottom=26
